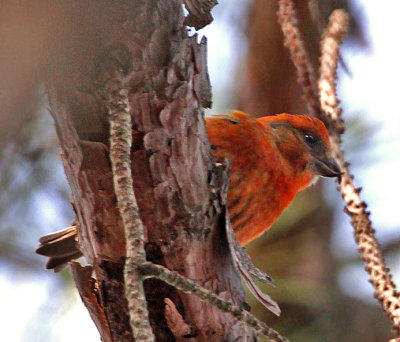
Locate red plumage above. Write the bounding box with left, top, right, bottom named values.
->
left=206, top=111, right=339, bottom=244
left=37, top=110, right=340, bottom=270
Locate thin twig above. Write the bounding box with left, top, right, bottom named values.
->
left=277, top=0, right=322, bottom=120
left=319, top=9, right=347, bottom=134
left=105, top=55, right=155, bottom=341
left=318, top=9, right=400, bottom=336
left=279, top=1, right=400, bottom=336
left=308, top=0, right=352, bottom=77
left=139, top=262, right=289, bottom=342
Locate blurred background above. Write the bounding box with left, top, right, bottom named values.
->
left=1, top=0, right=399, bottom=341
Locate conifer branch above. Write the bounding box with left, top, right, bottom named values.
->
left=279, top=1, right=400, bottom=337
left=139, top=262, right=289, bottom=342
left=319, top=9, right=400, bottom=336
left=319, top=9, right=347, bottom=134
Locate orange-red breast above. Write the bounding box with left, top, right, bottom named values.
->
left=37, top=111, right=340, bottom=270
left=206, top=111, right=340, bottom=244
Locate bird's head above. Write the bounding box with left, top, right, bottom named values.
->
left=258, top=114, right=341, bottom=180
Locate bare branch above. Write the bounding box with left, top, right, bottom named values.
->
left=319, top=9, right=348, bottom=133
left=105, top=48, right=155, bottom=341
left=140, top=262, right=289, bottom=342
left=279, top=2, right=400, bottom=336
left=277, top=0, right=322, bottom=120
left=318, top=9, right=400, bottom=336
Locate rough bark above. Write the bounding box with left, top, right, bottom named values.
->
left=46, top=0, right=256, bottom=341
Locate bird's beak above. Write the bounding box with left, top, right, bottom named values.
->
left=312, top=156, right=341, bottom=178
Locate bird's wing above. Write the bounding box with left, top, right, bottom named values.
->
left=206, top=110, right=273, bottom=170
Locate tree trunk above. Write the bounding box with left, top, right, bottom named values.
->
left=46, top=1, right=256, bottom=341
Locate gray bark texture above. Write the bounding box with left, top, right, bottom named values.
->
left=45, top=1, right=256, bottom=341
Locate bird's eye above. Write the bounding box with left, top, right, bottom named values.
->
left=304, top=134, right=317, bottom=145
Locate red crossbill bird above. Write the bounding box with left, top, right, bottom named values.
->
left=36, top=111, right=340, bottom=270
left=206, top=111, right=340, bottom=244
